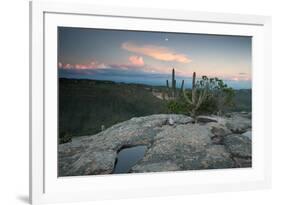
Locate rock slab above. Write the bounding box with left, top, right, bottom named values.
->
left=59, top=113, right=252, bottom=176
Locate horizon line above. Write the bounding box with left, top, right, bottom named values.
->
left=59, top=77, right=252, bottom=90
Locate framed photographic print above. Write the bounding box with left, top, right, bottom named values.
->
left=30, top=1, right=272, bottom=204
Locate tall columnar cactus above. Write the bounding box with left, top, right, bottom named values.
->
left=172, top=68, right=176, bottom=98
left=183, top=72, right=209, bottom=121
left=166, top=68, right=184, bottom=99
left=180, top=79, right=185, bottom=93
left=166, top=79, right=170, bottom=98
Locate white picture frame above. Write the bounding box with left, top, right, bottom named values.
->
left=30, top=1, right=272, bottom=204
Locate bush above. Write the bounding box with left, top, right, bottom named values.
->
left=167, top=99, right=187, bottom=114
left=196, top=95, right=219, bottom=115
left=166, top=75, right=235, bottom=117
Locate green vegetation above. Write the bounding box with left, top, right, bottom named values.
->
left=231, top=89, right=252, bottom=112
left=167, top=99, right=187, bottom=114
left=165, top=70, right=242, bottom=121
left=192, top=74, right=236, bottom=115
left=59, top=77, right=251, bottom=143
left=182, top=72, right=210, bottom=120
left=59, top=78, right=168, bottom=141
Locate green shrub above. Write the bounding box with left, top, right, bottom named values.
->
left=196, top=95, right=219, bottom=115
left=166, top=73, right=235, bottom=118
left=167, top=99, right=187, bottom=114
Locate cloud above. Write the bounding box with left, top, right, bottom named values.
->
left=122, top=42, right=191, bottom=63
left=64, top=64, right=72, bottom=69
left=232, top=76, right=251, bottom=81
left=238, top=72, right=247, bottom=75
left=128, top=56, right=144, bottom=66
left=74, top=64, right=92, bottom=69
left=227, top=73, right=250, bottom=81
left=59, top=60, right=108, bottom=70
left=58, top=56, right=183, bottom=77
left=60, top=56, right=147, bottom=71
left=89, top=60, right=107, bottom=69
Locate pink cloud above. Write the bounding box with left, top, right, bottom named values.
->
left=59, top=59, right=173, bottom=75
left=75, top=64, right=91, bottom=69
left=229, top=75, right=251, bottom=81
left=59, top=59, right=108, bottom=70
left=89, top=60, right=107, bottom=69
left=64, top=64, right=72, bottom=69
left=122, top=42, right=191, bottom=63
left=128, top=56, right=144, bottom=66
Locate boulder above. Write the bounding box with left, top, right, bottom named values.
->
left=131, top=161, right=180, bottom=173
left=233, top=157, right=252, bottom=168
left=58, top=113, right=252, bottom=176
left=170, top=114, right=193, bottom=124
left=223, top=134, right=252, bottom=158
left=204, top=122, right=231, bottom=145
left=132, top=124, right=234, bottom=171
left=211, top=136, right=223, bottom=145
left=197, top=116, right=218, bottom=123
left=241, top=131, right=252, bottom=139
left=59, top=150, right=116, bottom=176
left=225, top=114, right=251, bottom=133
left=200, top=145, right=235, bottom=169
left=59, top=114, right=192, bottom=176
left=207, top=122, right=232, bottom=137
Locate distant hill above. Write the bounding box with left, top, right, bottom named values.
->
left=59, top=78, right=251, bottom=138
left=231, top=89, right=252, bottom=112
left=59, top=78, right=168, bottom=137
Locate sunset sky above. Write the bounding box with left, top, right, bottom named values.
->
left=58, top=27, right=252, bottom=89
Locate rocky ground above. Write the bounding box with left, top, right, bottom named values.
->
left=58, top=112, right=252, bottom=176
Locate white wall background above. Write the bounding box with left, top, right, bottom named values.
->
left=0, top=0, right=279, bottom=204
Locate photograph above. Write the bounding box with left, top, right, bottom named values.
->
left=57, top=27, right=252, bottom=177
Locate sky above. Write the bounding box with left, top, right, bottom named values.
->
left=58, top=27, right=252, bottom=89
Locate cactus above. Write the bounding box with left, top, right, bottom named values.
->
left=183, top=72, right=209, bottom=121
left=166, top=79, right=170, bottom=98
left=172, top=68, right=176, bottom=98
left=166, top=68, right=184, bottom=99
left=180, top=79, right=184, bottom=93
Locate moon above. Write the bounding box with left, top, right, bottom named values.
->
left=165, top=38, right=169, bottom=41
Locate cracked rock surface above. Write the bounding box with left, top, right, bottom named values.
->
left=58, top=113, right=251, bottom=176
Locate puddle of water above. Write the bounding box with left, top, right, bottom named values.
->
left=113, top=145, right=147, bottom=174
